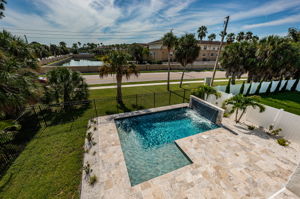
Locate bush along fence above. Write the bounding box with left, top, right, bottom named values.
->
left=0, top=89, right=191, bottom=175
left=216, top=79, right=300, bottom=95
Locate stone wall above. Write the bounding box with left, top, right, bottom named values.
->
left=189, top=95, right=224, bottom=125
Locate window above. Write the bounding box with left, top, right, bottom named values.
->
left=203, top=54, right=206, bottom=56
left=211, top=53, right=214, bottom=56
left=204, top=46, right=207, bottom=50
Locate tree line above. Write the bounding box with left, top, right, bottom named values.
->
left=220, top=28, right=300, bottom=85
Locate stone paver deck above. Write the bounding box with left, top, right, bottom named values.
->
left=81, top=104, right=300, bottom=199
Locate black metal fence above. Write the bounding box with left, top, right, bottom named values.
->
left=0, top=89, right=191, bottom=175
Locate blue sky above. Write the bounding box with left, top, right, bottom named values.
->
left=1, top=0, right=300, bottom=45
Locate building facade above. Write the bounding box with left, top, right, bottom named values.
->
left=148, top=40, right=225, bottom=62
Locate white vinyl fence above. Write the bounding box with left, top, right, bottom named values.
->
left=245, top=105, right=300, bottom=144
left=206, top=90, right=300, bottom=144
left=216, top=79, right=300, bottom=95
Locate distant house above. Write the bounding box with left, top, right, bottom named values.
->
left=148, top=39, right=226, bottom=62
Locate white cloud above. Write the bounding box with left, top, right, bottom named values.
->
left=0, top=0, right=299, bottom=45
left=243, top=14, right=300, bottom=29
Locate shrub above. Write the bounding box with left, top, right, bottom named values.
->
left=89, top=175, right=97, bottom=185
left=277, top=138, right=289, bottom=146
left=83, top=162, right=92, bottom=175
left=268, top=125, right=282, bottom=136
left=247, top=125, right=255, bottom=130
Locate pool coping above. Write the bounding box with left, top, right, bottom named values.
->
left=80, top=102, right=300, bottom=199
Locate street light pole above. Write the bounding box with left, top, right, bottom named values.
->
left=210, top=16, right=230, bottom=87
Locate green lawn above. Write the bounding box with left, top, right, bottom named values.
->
left=0, top=80, right=239, bottom=199
left=258, top=91, right=300, bottom=116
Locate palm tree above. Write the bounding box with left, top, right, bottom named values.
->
left=219, top=42, right=251, bottom=84
left=245, top=31, right=253, bottom=41
left=45, top=68, right=88, bottom=104
left=99, top=51, right=139, bottom=104
left=0, top=0, right=6, bottom=19
left=236, top=32, right=245, bottom=42
left=219, top=31, right=227, bottom=38
left=175, top=34, right=200, bottom=88
left=226, top=33, right=235, bottom=43
left=162, top=31, right=177, bottom=91
left=288, top=27, right=300, bottom=42
left=197, top=26, right=208, bottom=41
left=0, top=30, right=41, bottom=117
left=191, top=85, right=221, bottom=100
left=223, top=94, right=265, bottom=123
left=208, top=33, right=216, bottom=41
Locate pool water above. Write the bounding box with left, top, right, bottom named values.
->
left=61, top=59, right=103, bottom=66
left=115, top=108, right=218, bottom=186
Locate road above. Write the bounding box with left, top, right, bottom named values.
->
left=89, top=79, right=247, bottom=90
left=84, top=71, right=247, bottom=85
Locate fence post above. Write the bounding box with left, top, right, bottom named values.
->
left=136, top=94, right=138, bottom=108
left=93, top=99, right=98, bottom=117
left=38, top=105, right=48, bottom=127
left=169, top=91, right=171, bottom=105
left=183, top=89, right=186, bottom=103
left=153, top=92, right=156, bottom=107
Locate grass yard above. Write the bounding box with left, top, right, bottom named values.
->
left=258, top=91, right=300, bottom=116
left=0, top=80, right=239, bottom=199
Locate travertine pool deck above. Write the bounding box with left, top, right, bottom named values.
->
left=81, top=104, right=300, bottom=199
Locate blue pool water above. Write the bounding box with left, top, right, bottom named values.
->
left=115, top=108, right=218, bottom=186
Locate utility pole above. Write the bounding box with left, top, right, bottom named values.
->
left=210, top=16, right=230, bottom=87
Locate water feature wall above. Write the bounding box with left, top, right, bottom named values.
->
left=189, top=95, right=224, bottom=125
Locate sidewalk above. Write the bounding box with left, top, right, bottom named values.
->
left=89, top=79, right=246, bottom=90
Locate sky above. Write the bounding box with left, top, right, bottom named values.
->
left=0, top=0, right=300, bottom=45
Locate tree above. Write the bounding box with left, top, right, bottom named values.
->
left=288, top=27, right=300, bottom=42
left=59, top=41, right=69, bottom=55
left=191, top=85, right=221, bottom=100
left=219, top=31, right=227, bottom=38
left=0, top=0, right=6, bottom=19
left=197, top=26, right=207, bottom=41
left=128, top=43, right=144, bottom=64
left=208, top=33, right=216, bottom=41
left=0, top=30, right=41, bottom=117
left=223, top=94, right=265, bottom=123
left=245, top=31, right=253, bottom=41
left=45, top=68, right=88, bottom=104
left=72, top=43, right=79, bottom=54
left=175, top=34, right=200, bottom=88
left=162, top=31, right=177, bottom=91
left=225, top=78, right=231, bottom=94
left=236, top=32, right=245, bottom=42
left=220, top=42, right=252, bottom=84
left=226, top=33, right=235, bottom=43
left=255, top=36, right=299, bottom=81
left=99, top=51, right=139, bottom=104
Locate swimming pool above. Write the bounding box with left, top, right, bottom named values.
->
left=115, top=108, right=219, bottom=186
left=60, top=59, right=103, bottom=66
